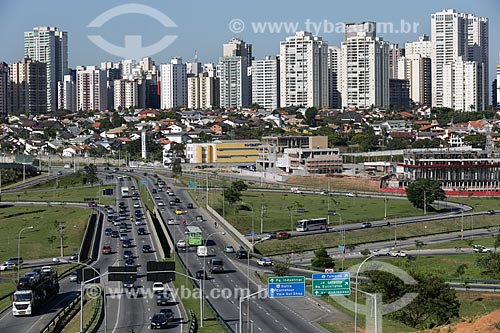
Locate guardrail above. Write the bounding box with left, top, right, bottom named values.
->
left=188, top=309, right=198, bottom=333
left=85, top=288, right=103, bottom=333
left=205, top=205, right=254, bottom=252
left=40, top=294, right=82, bottom=333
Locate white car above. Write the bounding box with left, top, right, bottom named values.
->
left=152, top=282, right=165, bottom=293
left=133, top=203, right=141, bottom=208
left=176, top=240, right=187, bottom=248
left=389, top=250, right=407, bottom=257
left=257, top=257, right=273, bottom=266
left=0, top=262, right=15, bottom=271
left=158, top=201, right=164, bottom=207
left=167, top=218, right=175, bottom=225
left=41, top=266, right=52, bottom=274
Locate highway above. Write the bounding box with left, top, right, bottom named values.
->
left=143, top=173, right=334, bottom=333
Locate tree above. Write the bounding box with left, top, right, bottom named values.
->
left=231, top=180, right=248, bottom=192
left=272, top=261, right=289, bottom=276
left=463, top=134, right=486, bottom=149
left=310, top=246, right=335, bottom=269
left=83, top=164, right=98, bottom=186
left=304, top=107, right=318, bottom=126
left=171, top=159, right=182, bottom=175
left=494, top=233, right=500, bottom=250
left=406, top=179, right=446, bottom=211
left=476, top=252, right=500, bottom=278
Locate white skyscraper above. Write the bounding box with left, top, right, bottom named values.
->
left=443, top=56, right=484, bottom=112
left=405, top=35, right=432, bottom=58
left=340, top=22, right=389, bottom=109
left=252, top=56, right=279, bottom=110
left=397, top=54, right=432, bottom=106
left=114, top=79, right=138, bottom=110
left=160, top=57, right=187, bottom=109
left=431, top=9, right=488, bottom=110
left=327, top=46, right=342, bottom=109
left=219, top=38, right=252, bottom=109
left=279, top=31, right=329, bottom=108
left=24, top=26, right=68, bottom=112
left=76, top=66, right=108, bottom=111
left=57, top=75, right=76, bottom=112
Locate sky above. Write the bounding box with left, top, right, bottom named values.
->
left=1, top=0, right=499, bottom=83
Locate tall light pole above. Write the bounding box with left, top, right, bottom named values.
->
left=461, top=209, right=464, bottom=240
left=239, top=289, right=267, bottom=333
left=354, top=254, right=376, bottom=333
left=17, top=226, right=34, bottom=281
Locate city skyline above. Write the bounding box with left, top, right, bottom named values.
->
left=1, top=0, right=499, bottom=83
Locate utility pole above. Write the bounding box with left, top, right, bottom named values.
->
left=59, top=222, right=65, bottom=257
left=260, top=204, right=266, bottom=234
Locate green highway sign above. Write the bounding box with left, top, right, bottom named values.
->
left=312, top=272, right=351, bottom=296
left=268, top=276, right=305, bottom=284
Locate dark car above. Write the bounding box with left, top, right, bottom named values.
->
left=195, top=270, right=208, bottom=280
left=156, top=291, right=172, bottom=305
left=159, top=308, right=174, bottom=321
left=104, top=228, right=113, bottom=236
left=235, top=249, right=248, bottom=259
left=111, top=230, right=119, bottom=238
left=123, top=280, right=135, bottom=289
left=69, top=253, right=78, bottom=261
left=152, top=188, right=157, bottom=194
left=174, top=198, right=181, bottom=203
left=17, top=277, right=34, bottom=289
left=138, top=227, right=147, bottom=235
left=187, top=203, right=194, bottom=209
left=266, top=232, right=277, bottom=239
left=125, top=258, right=136, bottom=267
left=361, top=222, right=372, bottom=228
left=123, top=250, right=133, bottom=259
left=487, top=210, right=496, bottom=215
left=122, top=240, right=133, bottom=248
left=142, top=244, right=153, bottom=253
left=208, top=258, right=224, bottom=273
left=150, top=313, right=169, bottom=329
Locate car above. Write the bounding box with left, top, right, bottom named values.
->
left=276, top=232, right=291, bottom=240
left=113, top=220, right=122, bottom=226
left=197, top=246, right=208, bottom=257
left=195, top=270, right=208, bottom=280
left=17, top=277, right=34, bottom=289
left=168, top=191, right=175, bottom=196
left=151, top=188, right=157, bottom=194
left=196, top=215, right=204, bottom=222
left=57, top=171, right=63, bottom=176
left=138, top=227, right=147, bottom=235
left=158, top=201, right=165, bottom=207
left=152, top=282, right=165, bottom=293
left=0, top=262, right=16, bottom=271
left=122, top=240, right=133, bottom=248
left=102, top=245, right=112, bottom=254
left=174, top=198, right=181, bottom=203
left=235, top=249, right=248, bottom=259
left=175, top=209, right=183, bottom=215
left=167, top=218, right=175, bottom=225
left=176, top=239, right=187, bottom=248
left=41, top=266, right=52, bottom=274
left=69, top=253, right=78, bottom=261
left=257, top=257, right=273, bottom=266
left=88, top=201, right=97, bottom=207
left=169, top=200, right=176, bottom=206
left=25, top=271, right=41, bottom=282
left=104, top=228, right=113, bottom=236
left=69, top=272, right=78, bottom=282
left=150, top=313, right=169, bottom=329
left=133, top=203, right=141, bottom=208
left=224, top=245, right=235, bottom=253
left=473, top=245, right=492, bottom=253
left=123, top=280, right=136, bottom=289
left=346, top=192, right=357, bottom=197
left=123, top=250, right=133, bottom=259
left=7, top=257, right=23, bottom=264
left=208, top=258, right=224, bottom=273
left=156, top=291, right=173, bottom=305
left=52, top=257, right=61, bottom=263
left=111, top=230, right=119, bottom=238
left=134, top=219, right=143, bottom=226
left=246, top=232, right=261, bottom=240
left=266, top=232, right=277, bottom=239
left=370, top=248, right=391, bottom=256
left=487, top=210, right=496, bottom=215
left=142, top=244, right=153, bottom=253
left=187, top=203, right=194, bottom=209
left=125, top=258, right=136, bottom=267
left=119, top=234, right=129, bottom=241
left=389, top=250, right=407, bottom=257
left=159, top=308, right=174, bottom=321
left=361, top=222, right=372, bottom=228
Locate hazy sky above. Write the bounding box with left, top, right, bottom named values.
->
left=1, top=0, right=499, bottom=82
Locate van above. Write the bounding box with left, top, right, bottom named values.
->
left=197, top=246, right=208, bottom=257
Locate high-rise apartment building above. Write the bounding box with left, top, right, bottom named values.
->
left=219, top=38, right=252, bottom=109
left=187, top=73, right=219, bottom=109
left=397, top=54, right=432, bottom=106
left=0, top=62, right=8, bottom=116
left=443, top=56, right=484, bottom=112
left=340, top=22, right=389, bottom=109
left=405, top=34, right=432, bottom=58
left=496, top=63, right=500, bottom=108
left=114, top=79, right=138, bottom=110
left=279, top=31, right=329, bottom=108
left=389, top=44, right=404, bottom=79
left=327, top=47, right=341, bottom=109
left=431, top=9, right=488, bottom=111
left=8, top=58, right=47, bottom=115
left=24, top=26, right=68, bottom=112
left=160, top=57, right=187, bottom=109
left=76, top=66, right=107, bottom=111
left=57, top=74, right=76, bottom=112
left=251, top=56, right=279, bottom=110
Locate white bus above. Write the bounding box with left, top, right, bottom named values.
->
left=296, top=218, right=327, bottom=232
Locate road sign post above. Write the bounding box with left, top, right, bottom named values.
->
left=312, top=272, right=351, bottom=296
left=268, top=276, right=305, bottom=298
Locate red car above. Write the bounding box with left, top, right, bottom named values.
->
left=102, top=245, right=112, bottom=254
left=88, top=201, right=97, bottom=207
left=277, top=232, right=291, bottom=240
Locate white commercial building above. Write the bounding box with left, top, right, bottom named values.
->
left=219, top=38, right=252, bottom=109
left=431, top=9, right=488, bottom=110
left=340, top=22, right=389, bottom=109
left=114, top=79, right=138, bottom=110
left=24, top=26, right=68, bottom=112
left=279, top=31, right=328, bottom=108
left=251, top=55, right=279, bottom=110
left=443, top=56, right=484, bottom=112
left=76, top=66, right=108, bottom=111
left=160, top=57, right=187, bottom=109
left=57, top=75, right=76, bottom=112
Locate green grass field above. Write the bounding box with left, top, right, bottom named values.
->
left=0, top=205, right=91, bottom=260
left=31, top=172, right=90, bottom=189
left=1, top=185, right=115, bottom=205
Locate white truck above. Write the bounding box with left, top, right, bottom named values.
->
left=13, top=269, right=59, bottom=316
left=290, top=187, right=303, bottom=194
left=121, top=186, right=130, bottom=198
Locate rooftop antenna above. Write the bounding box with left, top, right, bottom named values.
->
left=194, top=50, right=198, bottom=63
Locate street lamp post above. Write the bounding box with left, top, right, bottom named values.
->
left=202, top=231, right=225, bottom=324
left=17, top=226, right=34, bottom=281
left=239, top=289, right=267, bottom=333
left=354, top=254, right=376, bottom=333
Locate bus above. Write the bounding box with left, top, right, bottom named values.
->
left=185, top=226, right=203, bottom=246
left=296, top=218, right=327, bottom=232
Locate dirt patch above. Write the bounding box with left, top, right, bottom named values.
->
left=286, top=175, right=380, bottom=192
left=415, top=310, right=500, bottom=333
